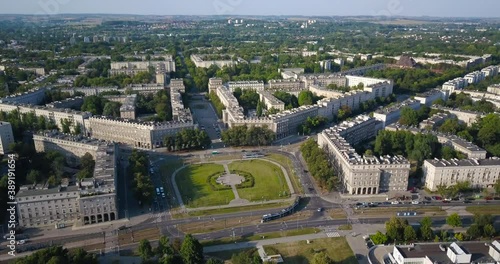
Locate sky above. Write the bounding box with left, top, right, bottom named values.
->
left=1, top=0, right=499, bottom=18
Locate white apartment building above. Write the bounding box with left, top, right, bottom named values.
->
left=267, top=79, right=305, bottom=93
left=487, top=84, right=500, bottom=95
left=190, top=54, right=236, bottom=68
left=318, top=115, right=410, bottom=195
left=0, top=121, right=14, bottom=154
left=414, top=89, right=449, bottom=106
left=62, top=87, right=119, bottom=96
left=16, top=144, right=118, bottom=228
left=227, top=81, right=265, bottom=92
left=373, top=99, right=421, bottom=127
left=258, top=90, right=285, bottom=111
left=423, top=158, right=500, bottom=191
left=430, top=106, right=484, bottom=125
left=110, top=60, right=175, bottom=75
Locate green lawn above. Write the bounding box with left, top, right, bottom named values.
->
left=466, top=205, right=500, bottom=215
left=228, top=159, right=289, bottom=201
left=176, top=163, right=235, bottom=208
left=201, top=228, right=320, bottom=246
left=263, top=237, right=357, bottom=264
left=266, top=154, right=303, bottom=194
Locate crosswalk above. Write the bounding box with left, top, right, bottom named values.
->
left=325, top=232, right=340, bottom=238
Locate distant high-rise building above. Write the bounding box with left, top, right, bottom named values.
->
left=69, top=35, right=76, bottom=46
left=83, top=37, right=90, bottom=43
left=0, top=121, right=14, bottom=154
left=93, top=36, right=99, bottom=43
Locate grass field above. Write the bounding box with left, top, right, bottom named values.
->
left=118, top=228, right=160, bottom=246
left=263, top=237, right=357, bottom=264
left=466, top=205, right=500, bottom=215
left=228, top=159, right=289, bottom=201
left=159, top=159, right=184, bottom=208
left=176, top=163, right=235, bottom=207
left=201, top=228, right=320, bottom=247
left=266, top=154, right=303, bottom=194
left=353, top=206, right=446, bottom=217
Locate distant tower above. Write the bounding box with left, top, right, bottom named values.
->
left=93, top=36, right=99, bottom=43
left=69, top=33, right=76, bottom=45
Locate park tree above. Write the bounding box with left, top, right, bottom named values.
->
left=467, top=224, right=482, bottom=239
left=256, top=100, right=263, bottom=117
left=138, top=239, right=154, bottom=260
left=370, top=231, right=388, bottom=245
left=13, top=246, right=98, bottom=264
left=27, top=170, right=41, bottom=184
left=157, top=235, right=174, bottom=257
left=231, top=249, right=262, bottom=264
left=483, top=224, right=496, bottom=237
left=404, top=225, right=417, bottom=242
left=206, top=259, right=224, bottom=264
left=298, top=90, right=314, bottom=106
left=180, top=234, right=203, bottom=264
left=102, top=101, right=122, bottom=117
left=446, top=213, right=462, bottom=227
left=399, top=107, right=419, bottom=126
left=385, top=217, right=409, bottom=242
left=312, top=252, right=334, bottom=264
left=61, top=118, right=73, bottom=134
left=337, top=105, right=352, bottom=121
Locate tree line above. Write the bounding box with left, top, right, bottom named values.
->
left=0, top=110, right=58, bottom=140
left=372, top=213, right=496, bottom=245
left=221, top=125, right=275, bottom=147
left=209, top=91, right=225, bottom=118
left=300, top=139, right=338, bottom=191
left=434, top=92, right=496, bottom=113
left=12, top=246, right=98, bottom=264
left=128, top=150, right=155, bottom=206
left=163, top=129, right=211, bottom=152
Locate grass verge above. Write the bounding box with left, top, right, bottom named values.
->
left=466, top=205, right=500, bottom=215
left=263, top=237, right=357, bottom=264
left=266, top=153, right=304, bottom=194
left=353, top=206, right=446, bottom=217
left=201, top=228, right=320, bottom=247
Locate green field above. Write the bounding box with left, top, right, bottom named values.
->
left=228, top=159, right=289, bottom=201
left=176, top=163, right=235, bottom=207
left=263, top=237, right=357, bottom=264
left=266, top=154, right=303, bottom=194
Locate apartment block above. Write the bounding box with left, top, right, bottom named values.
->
left=318, top=115, right=410, bottom=195
left=33, top=131, right=105, bottom=166
left=258, top=90, right=285, bottom=111
left=414, top=89, right=449, bottom=106
left=423, top=158, right=500, bottom=191
left=15, top=144, right=118, bottom=228
left=227, top=81, right=265, bottom=92
left=373, top=99, right=421, bottom=127
left=110, top=60, right=175, bottom=76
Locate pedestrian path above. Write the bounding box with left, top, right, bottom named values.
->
left=325, top=232, right=340, bottom=237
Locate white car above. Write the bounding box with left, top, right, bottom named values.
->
left=411, top=200, right=420, bottom=205
left=391, top=201, right=400, bottom=205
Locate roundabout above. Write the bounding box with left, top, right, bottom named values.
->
left=171, top=158, right=294, bottom=209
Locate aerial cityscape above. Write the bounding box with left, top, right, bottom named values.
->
left=1, top=1, right=500, bottom=264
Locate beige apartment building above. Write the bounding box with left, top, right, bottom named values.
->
left=33, top=131, right=105, bottom=166
left=16, top=144, right=118, bottom=228
left=423, top=158, right=500, bottom=191
left=318, top=115, right=410, bottom=195
left=258, top=90, right=285, bottom=111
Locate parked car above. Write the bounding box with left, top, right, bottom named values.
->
left=411, top=200, right=420, bottom=205
left=391, top=201, right=400, bottom=205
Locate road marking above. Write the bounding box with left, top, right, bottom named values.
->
left=325, top=232, right=340, bottom=237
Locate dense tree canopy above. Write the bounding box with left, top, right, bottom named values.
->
left=221, top=125, right=275, bottom=147
left=300, top=139, right=338, bottom=191
left=13, top=246, right=98, bottom=264
left=164, top=129, right=211, bottom=151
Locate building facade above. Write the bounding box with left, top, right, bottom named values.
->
left=0, top=121, right=14, bottom=154
left=423, top=158, right=500, bottom=191
left=15, top=144, right=118, bottom=228
left=318, top=115, right=410, bottom=195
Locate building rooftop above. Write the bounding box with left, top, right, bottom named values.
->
left=34, top=130, right=107, bottom=147
left=426, top=158, right=500, bottom=167
left=396, top=242, right=495, bottom=264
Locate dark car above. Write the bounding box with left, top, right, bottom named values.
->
left=463, top=200, right=472, bottom=204
left=442, top=200, right=450, bottom=203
